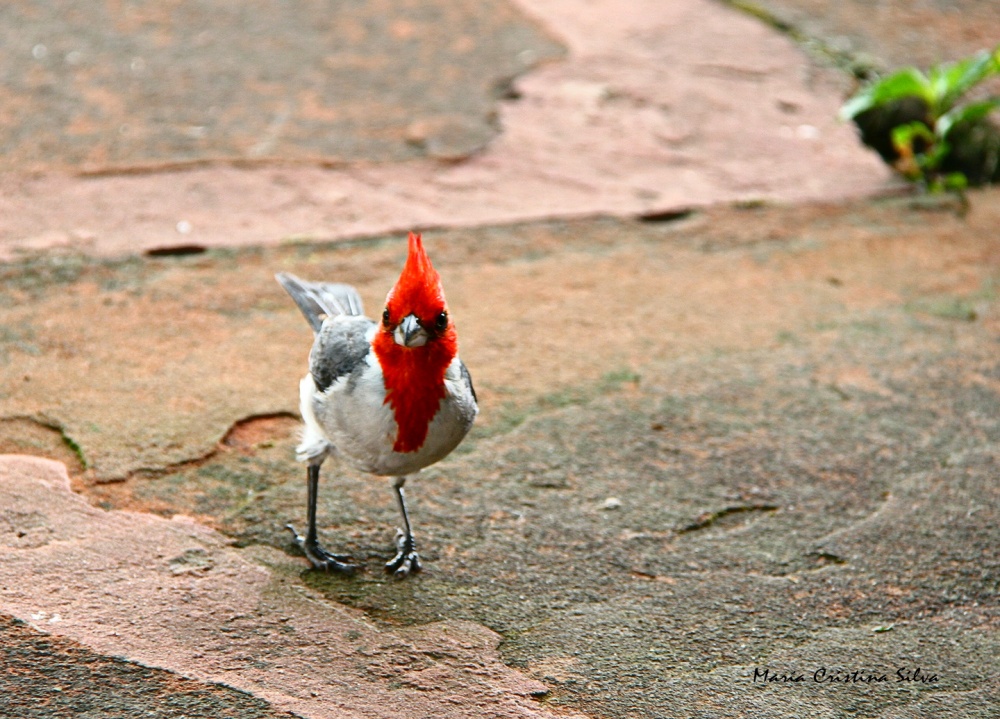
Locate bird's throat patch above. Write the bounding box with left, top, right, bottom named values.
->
left=374, top=339, right=451, bottom=453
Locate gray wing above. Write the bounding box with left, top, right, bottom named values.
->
left=309, top=315, right=375, bottom=392
left=276, top=272, right=365, bottom=333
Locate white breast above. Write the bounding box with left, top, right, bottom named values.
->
left=300, top=354, right=477, bottom=477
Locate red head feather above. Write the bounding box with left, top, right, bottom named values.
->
left=373, top=232, right=458, bottom=453
left=385, top=231, right=447, bottom=323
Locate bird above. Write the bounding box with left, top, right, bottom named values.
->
left=276, top=232, right=478, bottom=578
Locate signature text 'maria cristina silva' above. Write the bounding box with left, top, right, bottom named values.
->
left=753, top=667, right=939, bottom=684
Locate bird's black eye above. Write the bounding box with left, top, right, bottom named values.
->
left=434, top=311, right=449, bottom=331
left=382, top=308, right=391, bottom=326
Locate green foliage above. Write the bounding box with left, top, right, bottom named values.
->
left=841, top=46, right=1000, bottom=193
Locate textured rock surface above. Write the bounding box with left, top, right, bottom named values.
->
left=0, top=0, right=887, bottom=260
left=0, top=0, right=563, bottom=170
left=1, top=0, right=998, bottom=717
left=737, top=0, right=1000, bottom=71
left=3, top=195, right=999, bottom=717
left=0, top=456, right=574, bottom=719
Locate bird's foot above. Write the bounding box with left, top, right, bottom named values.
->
left=385, top=528, right=421, bottom=578
left=285, top=524, right=358, bottom=574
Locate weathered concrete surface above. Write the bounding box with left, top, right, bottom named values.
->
left=0, top=0, right=888, bottom=260
left=0, top=0, right=563, bottom=170
left=3, top=198, right=998, bottom=481
left=0, top=455, right=575, bottom=719
left=2, top=0, right=999, bottom=716
left=0, top=615, right=295, bottom=719
left=2, top=195, right=999, bottom=717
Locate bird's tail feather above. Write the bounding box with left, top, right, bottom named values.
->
left=276, top=272, right=365, bottom=333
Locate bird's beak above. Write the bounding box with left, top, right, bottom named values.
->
left=394, top=314, right=429, bottom=348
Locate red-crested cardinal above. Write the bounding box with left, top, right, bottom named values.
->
left=276, top=232, right=478, bottom=577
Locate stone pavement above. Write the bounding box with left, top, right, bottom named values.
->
left=1, top=1, right=998, bottom=718
left=1, top=0, right=889, bottom=260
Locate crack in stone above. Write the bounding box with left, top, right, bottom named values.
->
left=4, top=412, right=301, bottom=488
left=0, top=414, right=88, bottom=471
left=804, top=550, right=848, bottom=567
left=144, top=244, right=207, bottom=257
left=98, top=411, right=300, bottom=485
left=637, top=207, right=697, bottom=224
left=677, top=504, right=780, bottom=533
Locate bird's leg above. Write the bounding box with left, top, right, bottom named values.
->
left=286, top=463, right=357, bottom=574
left=385, top=476, right=421, bottom=578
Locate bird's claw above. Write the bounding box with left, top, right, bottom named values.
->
left=285, top=523, right=358, bottom=575
left=385, top=528, right=421, bottom=578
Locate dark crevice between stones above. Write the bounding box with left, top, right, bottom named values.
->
left=637, top=208, right=696, bottom=224
left=678, top=504, right=780, bottom=533
left=144, top=244, right=208, bottom=258
left=805, top=550, right=848, bottom=568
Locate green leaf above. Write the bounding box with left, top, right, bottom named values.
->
left=943, top=172, right=969, bottom=191
left=938, top=97, right=1000, bottom=138
left=932, top=46, right=1000, bottom=113
left=891, top=121, right=935, bottom=152
left=839, top=67, right=930, bottom=121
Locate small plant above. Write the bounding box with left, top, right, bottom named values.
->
left=840, top=46, right=1000, bottom=193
